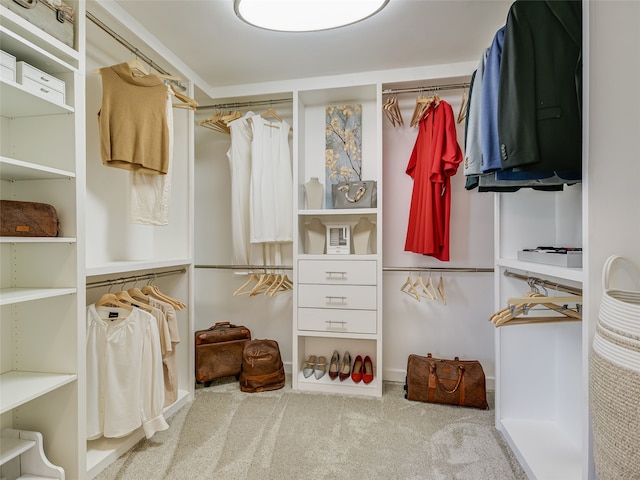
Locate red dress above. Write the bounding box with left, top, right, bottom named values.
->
left=404, top=100, right=463, bottom=261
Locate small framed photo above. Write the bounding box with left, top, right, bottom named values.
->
left=326, top=224, right=351, bottom=255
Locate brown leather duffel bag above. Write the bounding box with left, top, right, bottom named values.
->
left=239, top=339, right=285, bottom=393
left=195, top=322, right=251, bottom=386
left=404, top=353, right=488, bottom=409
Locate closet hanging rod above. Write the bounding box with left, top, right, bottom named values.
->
left=382, top=83, right=470, bottom=96
left=503, top=270, right=582, bottom=296
left=195, top=264, right=293, bottom=271
left=86, top=11, right=187, bottom=91
left=383, top=267, right=493, bottom=273
left=197, top=98, right=293, bottom=111
left=86, top=268, right=187, bottom=289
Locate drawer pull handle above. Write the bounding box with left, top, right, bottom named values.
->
left=325, top=320, right=347, bottom=325
left=40, top=76, right=49, bottom=82
left=326, top=271, right=347, bottom=277
left=325, top=296, right=347, bottom=302
left=40, top=87, right=50, bottom=93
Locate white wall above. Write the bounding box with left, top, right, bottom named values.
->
left=193, top=87, right=497, bottom=385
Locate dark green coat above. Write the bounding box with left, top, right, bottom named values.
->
left=498, top=0, right=582, bottom=172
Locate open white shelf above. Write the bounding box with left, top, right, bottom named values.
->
left=0, top=287, right=76, bottom=306
left=499, top=418, right=582, bottom=480
left=0, top=79, right=73, bottom=117
left=0, top=156, right=75, bottom=181
left=0, top=371, right=77, bottom=414
left=0, top=436, right=37, bottom=465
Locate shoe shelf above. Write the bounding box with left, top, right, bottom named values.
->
left=0, top=428, right=65, bottom=479
left=292, top=83, right=383, bottom=397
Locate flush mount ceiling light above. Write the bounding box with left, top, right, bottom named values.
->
left=234, top=0, right=389, bottom=32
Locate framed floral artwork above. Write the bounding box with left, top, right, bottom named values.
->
left=325, top=104, right=362, bottom=208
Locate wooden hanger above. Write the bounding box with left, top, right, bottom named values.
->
left=437, top=274, right=447, bottom=305
left=94, top=293, right=133, bottom=311
left=265, top=273, right=293, bottom=297
left=400, top=273, right=421, bottom=301
left=115, top=290, right=154, bottom=312
left=92, top=59, right=182, bottom=83
left=457, top=89, right=469, bottom=124
left=233, top=273, right=260, bottom=296
left=127, top=59, right=182, bottom=82
left=128, top=286, right=150, bottom=304
left=198, top=111, right=231, bottom=134
left=491, top=293, right=582, bottom=327
left=414, top=272, right=438, bottom=301
left=383, top=96, right=403, bottom=127
left=249, top=272, right=277, bottom=297
left=141, top=284, right=186, bottom=310
left=410, top=94, right=437, bottom=127
left=170, top=85, right=198, bottom=110
left=260, top=107, right=283, bottom=122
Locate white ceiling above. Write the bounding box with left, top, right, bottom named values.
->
left=95, top=0, right=512, bottom=101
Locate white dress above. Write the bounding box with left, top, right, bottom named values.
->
left=249, top=116, right=293, bottom=244
left=129, top=89, right=174, bottom=225
left=86, top=305, right=169, bottom=440
left=227, top=112, right=263, bottom=265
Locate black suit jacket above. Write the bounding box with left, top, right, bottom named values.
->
left=498, top=0, right=582, bottom=171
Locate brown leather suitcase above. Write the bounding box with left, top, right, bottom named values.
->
left=404, top=353, right=488, bottom=409
left=0, top=200, right=59, bottom=237
left=195, top=322, right=251, bottom=386
left=239, top=339, right=285, bottom=393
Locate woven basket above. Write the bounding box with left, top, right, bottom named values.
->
left=590, top=255, right=640, bottom=480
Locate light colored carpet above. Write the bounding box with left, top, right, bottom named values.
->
left=94, top=378, right=527, bottom=480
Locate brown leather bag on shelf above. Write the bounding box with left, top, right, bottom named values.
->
left=0, top=200, right=59, bottom=237
left=239, top=339, right=286, bottom=393
left=195, top=322, right=251, bottom=386
left=404, top=353, right=489, bottom=409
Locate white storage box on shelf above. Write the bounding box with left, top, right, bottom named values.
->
left=0, top=49, right=16, bottom=82
left=517, top=249, right=583, bottom=268
left=16, top=61, right=65, bottom=105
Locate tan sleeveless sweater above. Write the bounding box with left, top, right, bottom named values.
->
left=98, top=63, right=169, bottom=174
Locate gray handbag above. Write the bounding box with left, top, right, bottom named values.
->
left=332, top=180, right=377, bottom=209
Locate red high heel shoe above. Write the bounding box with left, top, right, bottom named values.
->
left=362, top=356, right=374, bottom=384
left=339, top=351, right=351, bottom=382
left=351, top=355, right=363, bottom=383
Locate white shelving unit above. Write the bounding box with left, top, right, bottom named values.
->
left=292, top=84, right=383, bottom=397
left=0, top=2, right=85, bottom=479
left=493, top=184, right=586, bottom=480
left=82, top=2, right=195, bottom=477
left=1, top=429, right=64, bottom=479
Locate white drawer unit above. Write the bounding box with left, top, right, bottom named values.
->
left=16, top=61, right=66, bottom=105
left=298, top=284, right=376, bottom=310
left=298, top=259, right=376, bottom=285
left=298, top=307, right=377, bottom=334
left=1, top=49, right=16, bottom=82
